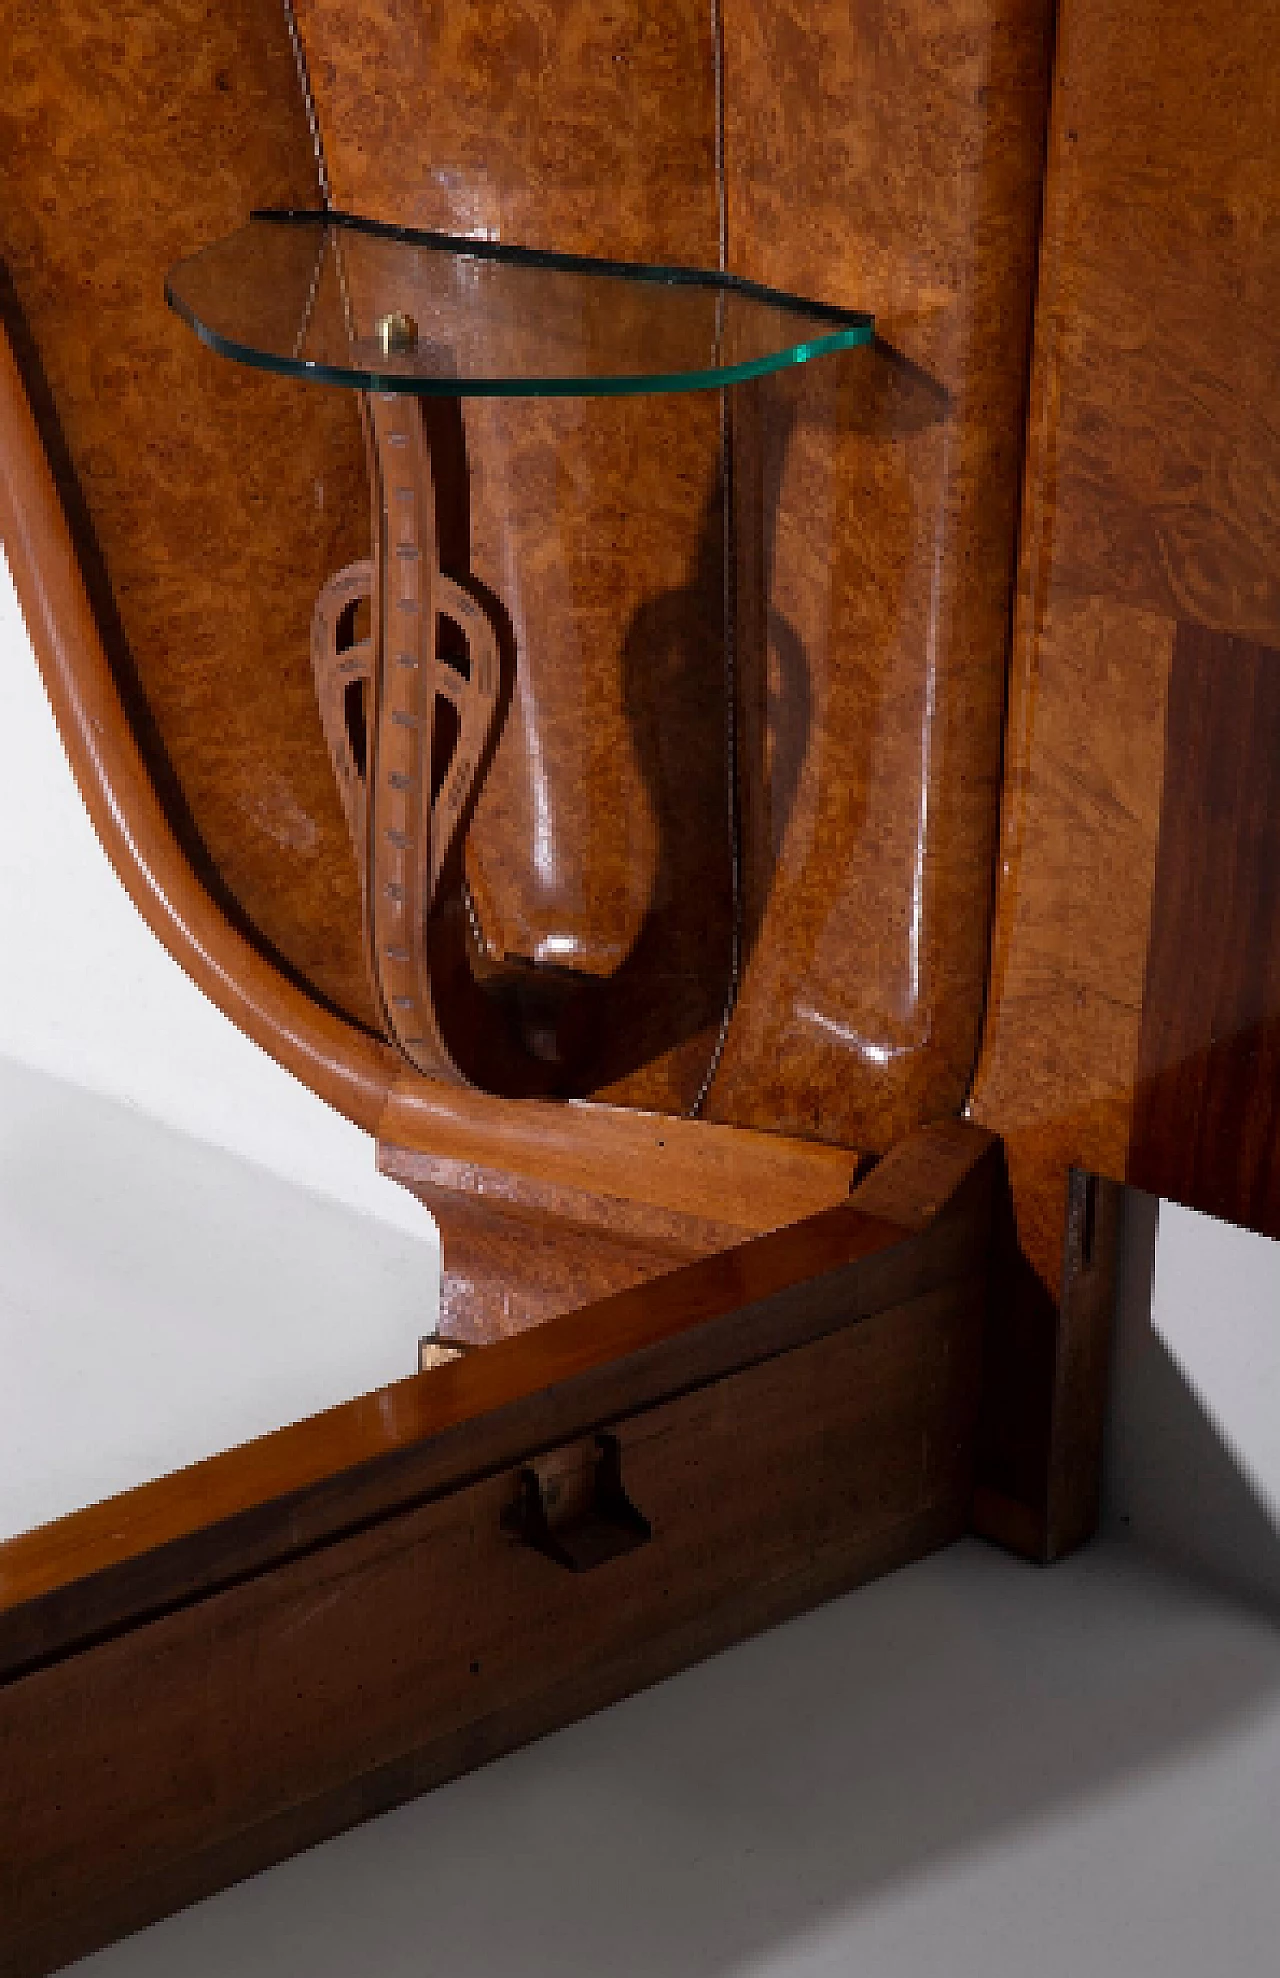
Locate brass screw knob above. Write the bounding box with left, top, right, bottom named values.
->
left=376, top=310, right=419, bottom=357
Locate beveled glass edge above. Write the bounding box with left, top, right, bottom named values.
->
left=164, top=207, right=875, bottom=399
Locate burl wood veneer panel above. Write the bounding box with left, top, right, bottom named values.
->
left=0, top=1, right=377, bottom=1026
left=970, top=0, right=1280, bottom=1274
left=707, top=0, right=1056, bottom=1150
left=0, top=1125, right=992, bottom=1964
left=294, top=0, right=734, bottom=1111
left=973, top=593, right=1172, bottom=1290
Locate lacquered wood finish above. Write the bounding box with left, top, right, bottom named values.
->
left=385, top=1145, right=738, bottom=1342
left=4, top=0, right=1059, bottom=1142
left=0, top=321, right=401, bottom=1134
left=2, top=1320, right=976, bottom=1978
left=376, top=1077, right=865, bottom=1233
left=1, top=0, right=377, bottom=1027
left=0, top=1120, right=990, bottom=1679
left=292, top=0, right=735, bottom=1113
left=285, top=0, right=1059, bottom=1132
left=311, top=555, right=375, bottom=870
left=705, top=0, right=1056, bottom=1150
left=3, top=303, right=871, bottom=1303
left=1129, top=627, right=1280, bottom=1234
left=382, top=1130, right=860, bottom=1342
left=0, top=1124, right=994, bottom=1974
left=362, top=392, right=510, bottom=1086
left=970, top=0, right=1280, bottom=1274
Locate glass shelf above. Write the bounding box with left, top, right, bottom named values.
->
left=165, top=210, right=874, bottom=398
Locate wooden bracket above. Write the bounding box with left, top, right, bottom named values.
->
left=502, top=1434, right=652, bottom=1573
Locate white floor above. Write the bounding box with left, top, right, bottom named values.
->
left=71, top=1536, right=1280, bottom=1978
left=0, top=1055, right=436, bottom=1540
left=5, top=1056, right=1280, bottom=1975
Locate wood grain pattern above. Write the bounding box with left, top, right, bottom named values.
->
left=706, top=0, right=1056, bottom=1149
left=383, top=1143, right=746, bottom=1342
left=3, top=0, right=1063, bottom=1148
left=0, top=1120, right=994, bottom=1971
left=377, top=1076, right=864, bottom=1230
left=0, top=0, right=377, bottom=1026
left=0, top=318, right=869, bottom=1265
left=382, top=1113, right=857, bottom=1342
left=1013, top=5, right=1280, bottom=643
left=964, top=0, right=1280, bottom=1550
left=972, top=593, right=1172, bottom=1293
left=310, top=554, right=375, bottom=871
left=382, top=1077, right=868, bottom=1343
left=293, top=0, right=735, bottom=1113
left=0, top=1119, right=992, bottom=1682
left=362, top=391, right=509, bottom=1086
left=0, top=1132, right=996, bottom=1961
left=4, top=1508, right=960, bottom=1978
left=973, top=1166, right=1124, bottom=1562
left=2, top=1276, right=983, bottom=1978
left=971, top=0, right=1280, bottom=1255
left=1129, top=626, right=1280, bottom=1233
left=0, top=319, right=402, bottom=1135
left=1, top=0, right=1167, bottom=1613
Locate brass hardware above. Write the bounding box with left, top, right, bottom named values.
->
left=418, top=1331, right=478, bottom=1371
left=376, top=309, right=418, bottom=356
left=502, top=1433, right=651, bottom=1572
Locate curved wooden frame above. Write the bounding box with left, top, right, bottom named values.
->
left=0, top=322, right=865, bottom=1232
left=20, top=0, right=1269, bottom=1950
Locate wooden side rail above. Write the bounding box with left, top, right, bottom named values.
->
left=0, top=1122, right=998, bottom=1976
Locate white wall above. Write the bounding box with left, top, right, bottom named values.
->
left=0, top=550, right=434, bottom=1243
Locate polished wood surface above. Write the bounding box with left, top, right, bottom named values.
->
left=0, top=1120, right=990, bottom=1681
left=1, top=0, right=377, bottom=1027
left=311, top=555, right=376, bottom=871
left=1, top=0, right=733, bottom=1113
left=293, top=0, right=735, bottom=1113
left=289, top=0, right=1059, bottom=1135
left=377, top=1077, right=864, bottom=1231
left=973, top=1169, right=1124, bottom=1562
left=1129, top=627, right=1280, bottom=1234
left=6, top=1512, right=961, bottom=1978
left=705, top=0, right=1055, bottom=1150
left=361, top=392, right=504, bottom=1087
left=0, top=320, right=400, bottom=1134
left=13, top=21, right=1265, bottom=1956
left=970, top=0, right=1280, bottom=1272
left=1, top=1122, right=993, bottom=1976
left=382, top=1120, right=860, bottom=1341
left=3, top=1304, right=979, bottom=1978
left=382, top=1079, right=867, bottom=1337
left=0, top=308, right=868, bottom=1214
left=0, top=0, right=1161, bottom=1603
left=385, top=1146, right=750, bottom=1343
left=4, top=0, right=1055, bottom=1145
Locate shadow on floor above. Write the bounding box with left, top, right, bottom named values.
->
left=79, top=1537, right=1280, bottom=1978
left=30, top=1161, right=1280, bottom=1977
left=0, top=1055, right=433, bottom=1537
left=1105, top=1188, right=1280, bottom=1621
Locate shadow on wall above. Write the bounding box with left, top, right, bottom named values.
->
left=1105, top=1188, right=1280, bottom=1621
